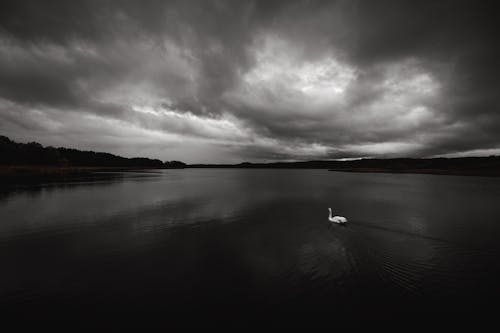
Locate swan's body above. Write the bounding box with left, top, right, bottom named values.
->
left=328, top=208, right=347, bottom=224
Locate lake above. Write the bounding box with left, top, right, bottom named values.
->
left=1, top=169, right=500, bottom=325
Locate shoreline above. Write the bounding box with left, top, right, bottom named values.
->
left=328, top=168, right=500, bottom=177
left=0, top=165, right=180, bottom=182
left=2, top=165, right=500, bottom=180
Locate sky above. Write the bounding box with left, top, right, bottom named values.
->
left=0, top=0, right=499, bottom=163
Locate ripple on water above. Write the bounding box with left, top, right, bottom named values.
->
left=329, top=219, right=500, bottom=308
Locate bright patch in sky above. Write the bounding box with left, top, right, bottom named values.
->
left=244, top=36, right=357, bottom=101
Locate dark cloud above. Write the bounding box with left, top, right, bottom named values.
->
left=0, top=0, right=499, bottom=162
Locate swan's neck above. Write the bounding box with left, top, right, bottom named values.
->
left=328, top=209, right=332, bottom=219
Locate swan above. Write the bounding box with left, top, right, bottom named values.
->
left=328, top=208, right=347, bottom=224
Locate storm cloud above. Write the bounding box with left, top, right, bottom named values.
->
left=1, top=0, right=499, bottom=162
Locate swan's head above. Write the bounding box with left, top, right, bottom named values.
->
left=328, top=207, right=332, bottom=212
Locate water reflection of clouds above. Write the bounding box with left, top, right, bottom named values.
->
left=2, top=169, right=500, bottom=311
left=0, top=171, right=164, bottom=237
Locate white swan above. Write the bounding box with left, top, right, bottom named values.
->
left=328, top=208, right=347, bottom=224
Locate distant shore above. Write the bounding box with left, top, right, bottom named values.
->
left=0, top=165, right=169, bottom=183
left=327, top=168, right=500, bottom=177
left=188, top=165, right=500, bottom=177
left=2, top=135, right=500, bottom=179
left=188, top=157, right=500, bottom=177
left=0, top=135, right=187, bottom=173
left=2, top=164, right=500, bottom=182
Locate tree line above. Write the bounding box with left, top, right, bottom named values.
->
left=0, top=136, right=185, bottom=168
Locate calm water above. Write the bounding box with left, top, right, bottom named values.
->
left=2, top=169, right=500, bottom=323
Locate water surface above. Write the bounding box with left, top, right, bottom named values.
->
left=1, top=169, right=500, bottom=322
